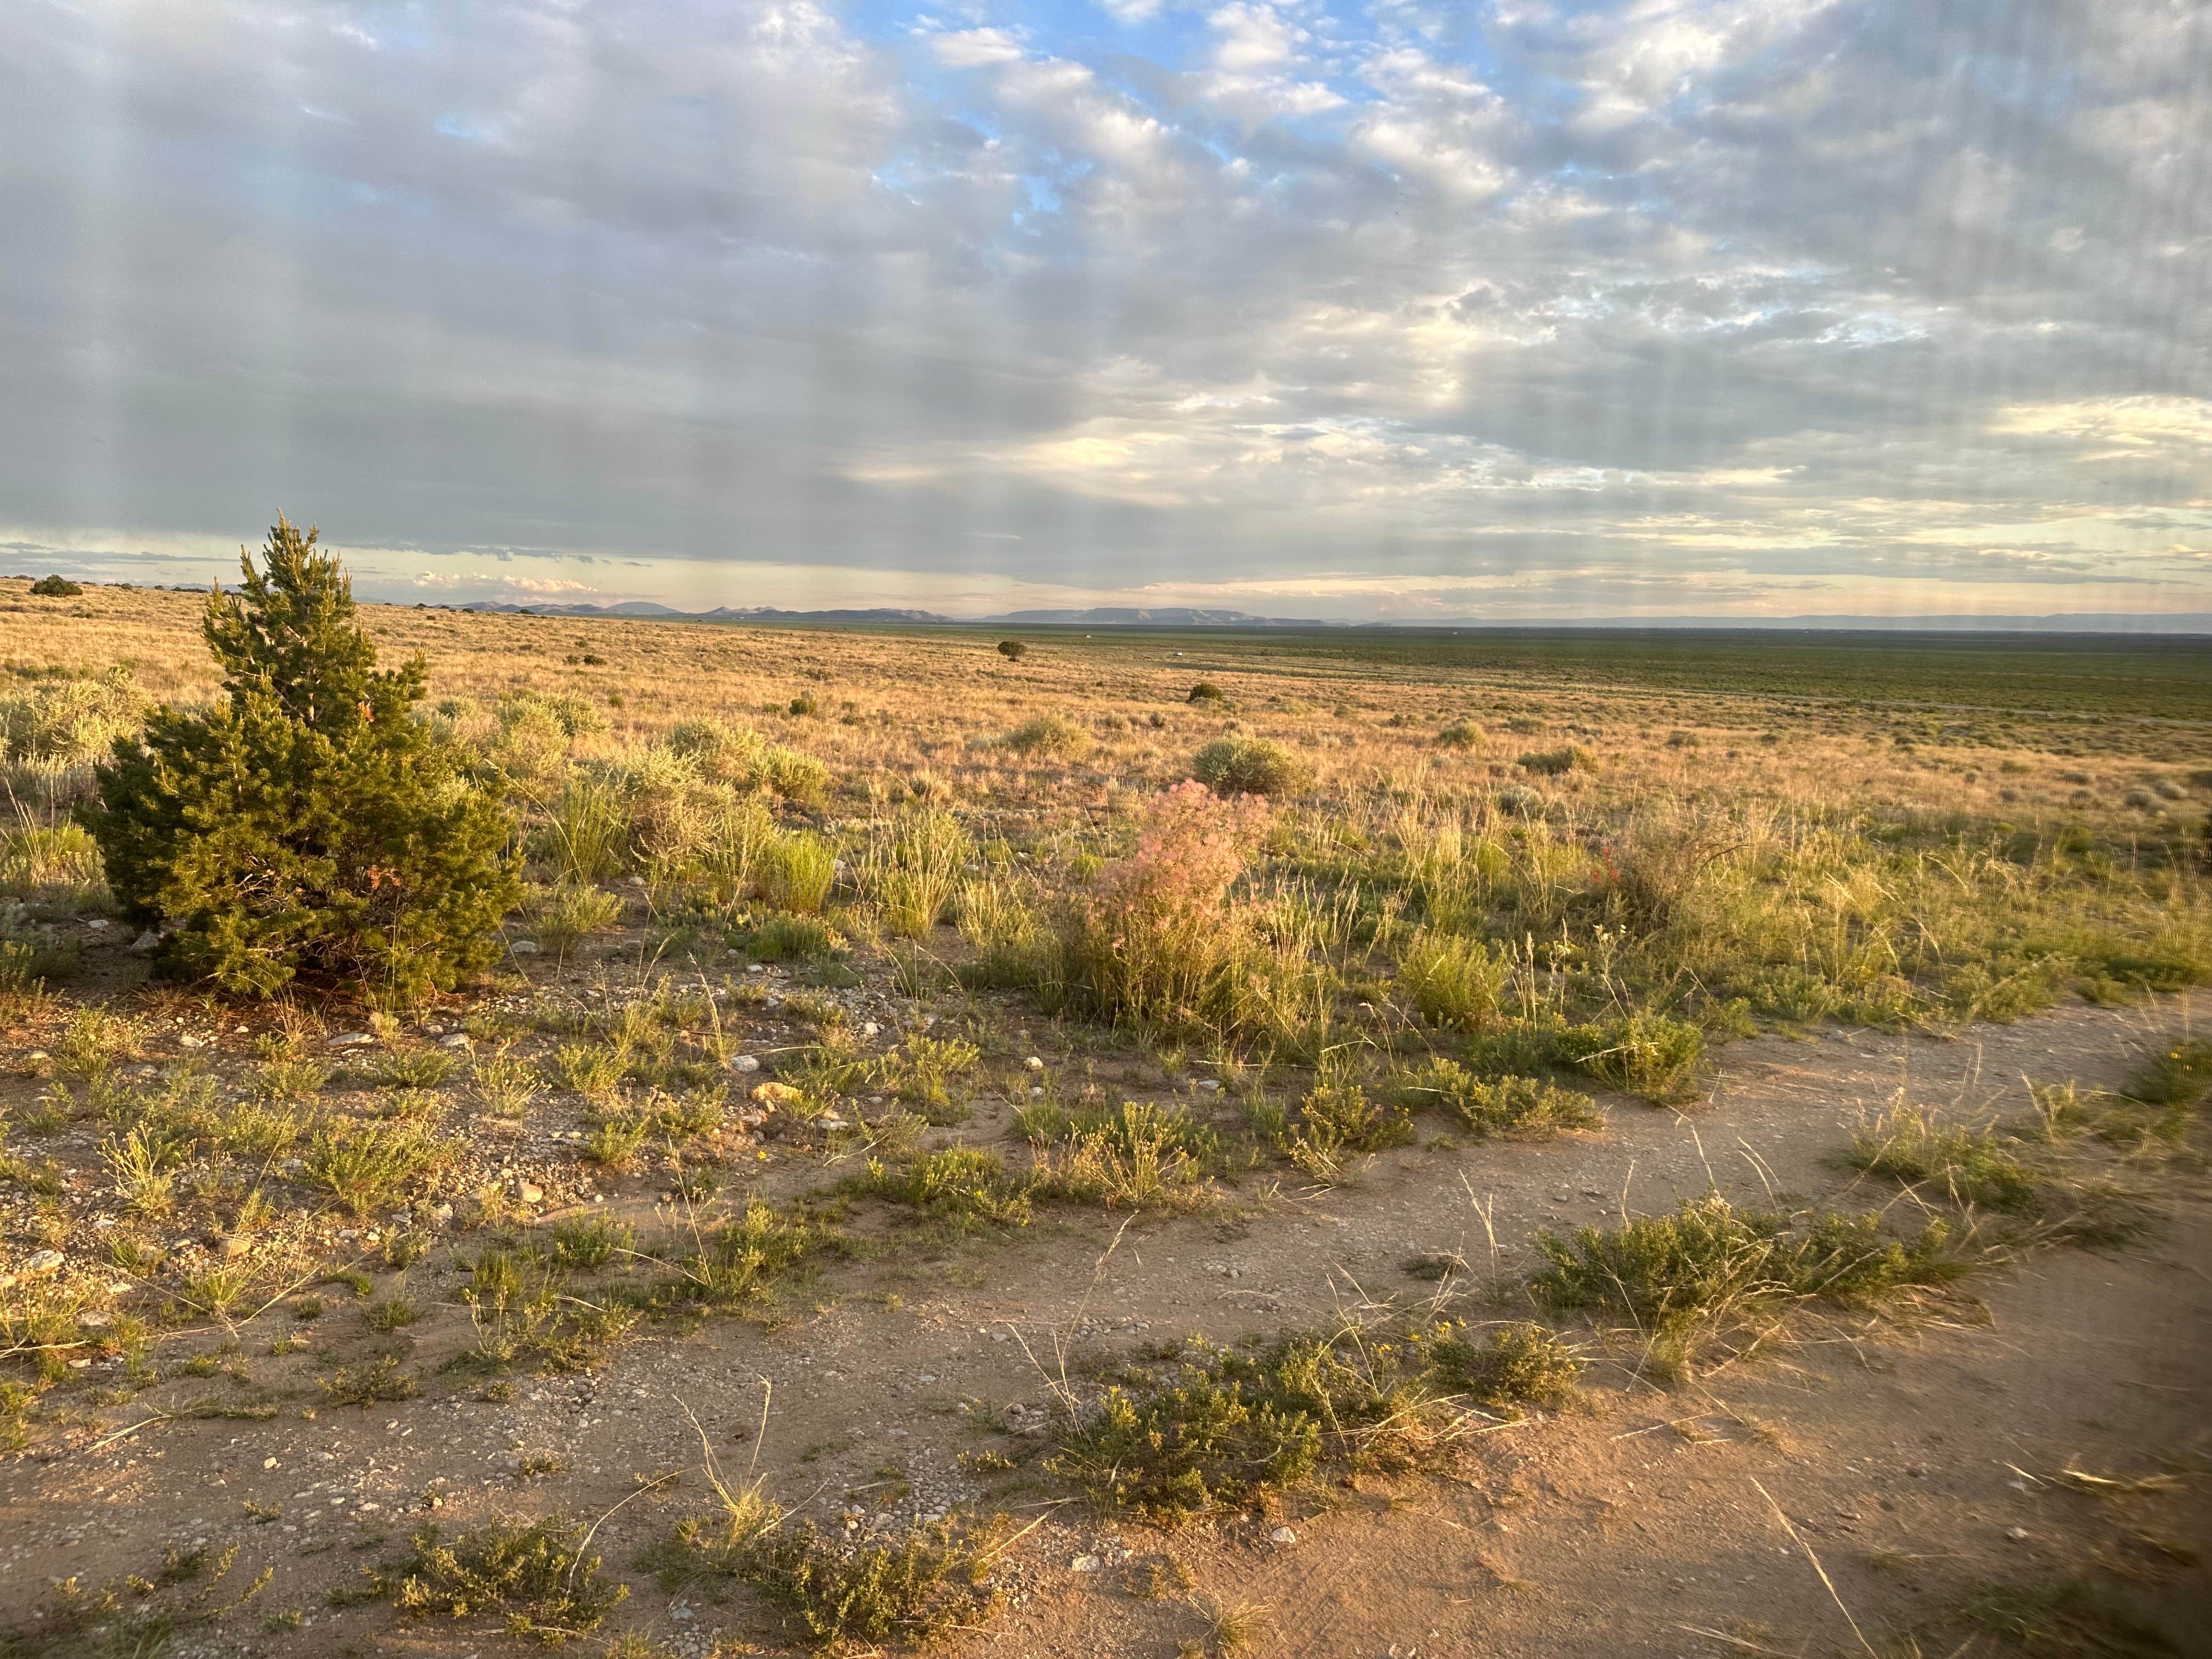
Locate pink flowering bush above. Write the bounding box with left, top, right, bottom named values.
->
left=1056, top=781, right=1272, bottom=1034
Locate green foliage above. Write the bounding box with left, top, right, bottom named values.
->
left=862, top=1148, right=1034, bottom=1228
left=1049, top=1322, right=1474, bottom=1522
left=1193, top=737, right=1311, bottom=797
left=1849, top=1108, right=2040, bottom=1213
left=1398, top=1060, right=1599, bottom=1137
left=996, top=639, right=1027, bottom=661
left=81, top=518, right=520, bottom=1000
left=1187, top=681, right=1227, bottom=704
left=338, top=1520, right=627, bottom=1645
left=1397, top=929, right=1508, bottom=1029
left=29, top=575, right=82, bottom=597
left=302, top=1116, right=444, bottom=1216
left=1435, top=720, right=1487, bottom=749
left=866, top=806, right=972, bottom=938
left=1531, top=1195, right=1961, bottom=1375
left=1430, top=1322, right=1584, bottom=1410
left=1003, top=712, right=1089, bottom=761
left=1024, top=1099, right=1218, bottom=1208
left=1557, top=1011, right=1705, bottom=1101
left=743, top=910, right=839, bottom=961
left=1516, top=744, right=1595, bottom=776
left=530, top=882, right=622, bottom=953
left=759, top=831, right=836, bottom=914
left=2130, top=1039, right=2212, bottom=1107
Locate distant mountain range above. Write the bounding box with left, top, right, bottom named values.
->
left=450, top=600, right=2212, bottom=635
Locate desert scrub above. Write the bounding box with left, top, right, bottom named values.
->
left=758, top=831, right=836, bottom=915
left=859, top=1148, right=1034, bottom=1228
left=1556, top=1011, right=1705, bottom=1102
left=1193, top=736, right=1311, bottom=798
left=1516, top=744, right=1595, bottom=776
left=1848, top=1107, right=2040, bottom=1214
left=82, top=517, right=521, bottom=1001
left=1054, top=781, right=1273, bottom=1037
left=1025, top=1100, right=1218, bottom=1209
left=1429, top=1322, right=1584, bottom=1411
left=649, top=1496, right=1001, bottom=1652
left=879, top=1032, right=980, bottom=1120
left=1397, top=929, right=1509, bottom=1030
left=301, top=1117, right=445, bottom=1216
left=1531, top=1195, right=1963, bottom=1376
left=1002, top=712, right=1090, bottom=761
left=529, top=882, right=622, bottom=953
left=865, top=805, right=972, bottom=939
left=334, top=1520, right=627, bottom=1644
left=1049, top=1321, right=1475, bottom=1522
left=1397, top=1060, right=1599, bottom=1138
left=656, top=1198, right=826, bottom=1311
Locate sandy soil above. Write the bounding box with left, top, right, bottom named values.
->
left=3, top=995, right=2207, bottom=1657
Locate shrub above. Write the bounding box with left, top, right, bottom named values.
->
left=1430, top=1323, right=1583, bottom=1409
left=29, top=574, right=82, bottom=597
left=760, top=746, right=830, bottom=805
left=1055, top=781, right=1269, bottom=1034
left=996, top=639, right=1028, bottom=661
left=1193, top=737, right=1311, bottom=798
left=1436, top=721, right=1486, bottom=749
left=1531, top=1195, right=1960, bottom=1375
left=1848, top=1108, right=2040, bottom=1213
left=862, top=1148, right=1033, bottom=1227
left=865, top=806, right=972, bottom=938
left=744, top=911, right=839, bottom=961
left=81, top=519, right=520, bottom=1000
left=531, top=882, right=622, bottom=953
left=1002, top=713, right=1089, bottom=762
left=1049, top=1322, right=1469, bottom=1522
left=302, top=1117, right=444, bottom=1216
left=1026, top=1100, right=1216, bottom=1208
left=1516, top=745, right=1595, bottom=776
left=337, top=1520, right=627, bottom=1644
left=1187, top=682, right=1227, bottom=705
left=664, top=717, right=766, bottom=783
left=758, top=831, right=836, bottom=913
left=1558, top=1011, right=1704, bottom=1101
left=1398, top=1061, right=1599, bottom=1137
left=1397, top=929, right=1508, bottom=1029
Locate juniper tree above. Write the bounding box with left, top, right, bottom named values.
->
left=82, top=516, right=520, bottom=1000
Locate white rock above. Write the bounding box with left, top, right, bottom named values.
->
left=438, top=1034, right=473, bottom=1050
left=1024, top=1056, right=1045, bottom=1071
left=1195, top=1079, right=1221, bottom=1092
left=177, top=1033, right=206, bottom=1049
left=861, top=1022, right=880, bottom=1038
left=24, top=1250, right=64, bottom=1276
left=328, top=1032, right=376, bottom=1048
left=507, top=939, right=541, bottom=956
left=84, top=918, right=108, bottom=931
left=1071, top=1554, right=1101, bottom=1573
left=1271, top=1526, right=1297, bottom=1544
left=131, top=930, right=160, bottom=952
left=731, top=1054, right=761, bottom=1073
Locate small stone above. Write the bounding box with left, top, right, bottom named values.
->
left=861, top=1021, right=880, bottom=1037
left=219, top=1236, right=251, bottom=1259
left=131, top=929, right=160, bottom=951
left=1071, top=1554, right=1101, bottom=1573
left=328, top=1032, right=376, bottom=1048
left=23, top=1250, right=63, bottom=1277
left=85, top=918, right=108, bottom=930
left=517, top=1183, right=545, bottom=1205
left=1024, top=1056, right=1045, bottom=1071
left=751, top=1081, right=803, bottom=1108
left=177, top=1033, right=206, bottom=1049
left=2006, top=1527, right=2030, bottom=1542
left=1271, top=1526, right=1297, bottom=1544
left=1029, top=1086, right=1045, bottom=1097
left=438, top=1034, right=473, bottom=1051
left=507, top=939, right=541, bottom=956
left=731, top=1055, right=761, bottom=1074
left=1195, top=1079, right=1221, bottom=1092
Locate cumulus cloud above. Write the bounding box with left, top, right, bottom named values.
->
left=0, top=0, right=2203, bottom=619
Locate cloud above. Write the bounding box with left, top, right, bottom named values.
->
left=0, top=0, right=2202, bottom=620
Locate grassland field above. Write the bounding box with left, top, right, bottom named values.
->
left=0, top=574, right=2208, bottom=1658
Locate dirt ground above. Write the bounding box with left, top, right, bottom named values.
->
left=3, top=992, right=2207, bottom=1658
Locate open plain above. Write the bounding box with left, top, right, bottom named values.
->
left=1, top=577, right=2208, bottom=1658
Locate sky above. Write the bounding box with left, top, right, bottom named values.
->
left=2, top=0, right=2207, bottom=622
